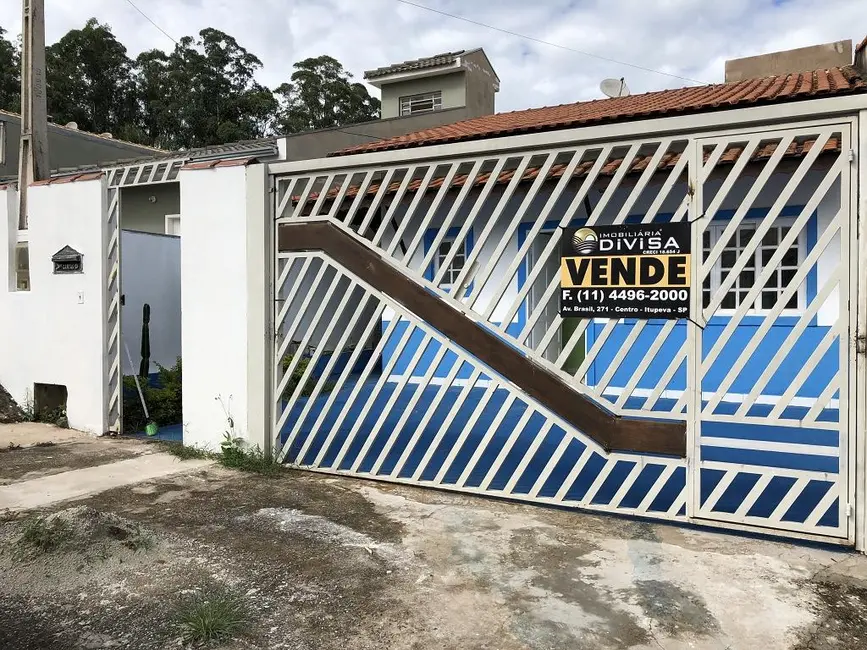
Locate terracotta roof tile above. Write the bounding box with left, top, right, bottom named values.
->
left=333, top=65, right=866, bottom=157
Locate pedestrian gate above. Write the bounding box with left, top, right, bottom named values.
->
left=270, top=119, right=859, bottom=545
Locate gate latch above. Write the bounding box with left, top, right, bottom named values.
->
left=857, top=333, right=867, bottom=355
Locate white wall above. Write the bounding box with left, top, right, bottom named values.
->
left=0, top=180, right=106, bottom=434
left=120, top=230, right=181, bottom=375
left=180, top=163, right=260, bottom=450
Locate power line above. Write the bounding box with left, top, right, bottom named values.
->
left=394, top=0, right=710, bottom=86
left=122, top=0, right=179, bottom=46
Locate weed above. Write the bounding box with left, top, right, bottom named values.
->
left=218, top=433, right=281, bottom=477
left=124, top=525, right=156, bottom=552
left=15, top=515, right=72, bottom=556
left=34, top=441, right=56, bottom=448
left=1, top=442, right=21, bottom=453
left=176, top=588, right=250, bottom=645
left=154, top=440, right=214, bottom=461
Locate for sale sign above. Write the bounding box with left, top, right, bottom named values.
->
left=559, top=222, right=691, bottom=319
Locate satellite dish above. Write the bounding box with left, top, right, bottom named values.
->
left=600, top=78, right=630, bottom=98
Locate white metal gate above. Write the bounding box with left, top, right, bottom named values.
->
left=269, top=117, right=857, bottom=544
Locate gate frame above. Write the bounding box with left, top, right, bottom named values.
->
left=102, top=159, right=185, bottom=433
left=267, top=97, right=867, bottom=551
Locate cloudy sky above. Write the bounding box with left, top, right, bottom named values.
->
left=3, top=0, right=867, bottom=112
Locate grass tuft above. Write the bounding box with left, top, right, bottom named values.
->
left=176, top=588, right=250, bottom=645
left=153, top=440, right=214, bottom=461
left=15, top=515, right=72, bottom=556
left=219, top=443, right=281, bottom=477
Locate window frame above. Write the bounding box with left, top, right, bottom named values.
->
left=702, top=215, right=808, bottom=317
left=399, top=91, right=443, bottom=116
left=164, top=214, right=181, bottom=236
left=14, top=241, right=30, bottom=292
left=423, top=226, right=474, bottom=293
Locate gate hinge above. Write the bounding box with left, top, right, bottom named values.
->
left=846, top=503, right=854, bottom=518
left=848, top=149, right=855, bottom=163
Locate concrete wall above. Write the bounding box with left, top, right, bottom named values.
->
left=120, top=230, right=181, bottom=375
left=179, top=163, right=272, bottom=451
left=462, top=49, right=498, bottom=118
left=380, top=71, right=466, bottom=119
left=725, top=40, right=852, bottom=82
left=280, top=106, right=484, bottom=160
left=0, top=180, right=106, bottom=433
left=0, top=114, right=159, bottom=179
left=120, top=184, right=180, bottom=234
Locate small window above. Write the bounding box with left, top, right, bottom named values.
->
left=165, top=214, right=181, bottom=236
left=399, top=91, right=443, bottom=116
left=15, top=242, right=30, bottom=291
left=436, top=237, right=465, bottom=286
left=702, top=219, right=803, bottom=314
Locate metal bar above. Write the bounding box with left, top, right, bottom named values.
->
left=402, top=163, right=463, bottom=267
left=499, top=146, right=612, bottom=329
left=287, top=299, right=389, bottom=463
left=388, top=351, right=468, bottom=478
left=330, top=319, right=420, bottom=469
left=446, top=156, right=534, bottom=296
left=432, top=380, right=503, bottom=484
left=700, top=212, right=842, bottom=415
left=462, top=152, right=559, bottom=311
left=700, top=134, right=795, bottom=280
left=480, top=149, right=585, bottom=321
left=477, top=405, right=537, bottom=490
left=423, top=159, right=502, bottom=280
left=281, top=291, right=380, bottom=458
left=356, top=168, right=397, bottom=237
left=383, top=165, right=438, bottom=256
left=411, top=367, right=485, bottom=481
left=501, top=421, right=555, bottom=494
left=767, top=323, right=840, bottom=419
left=735, top=269, right=841, bottom=417
left=614, top=321, right=677, bottom=408
left=370, top=166, right=417, bottom=246
left=369, top=344, right=453, bottom=475
left=309, top=315, right=405, bottom=467
left=349, top=333, right=436, bottom=473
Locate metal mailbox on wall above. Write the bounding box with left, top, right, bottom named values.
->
left=559, top=223, right=691, bottom=319
left=51, top=245, right=84, bottom=274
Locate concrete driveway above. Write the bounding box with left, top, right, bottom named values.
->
left=0, top=429, right=865, bottom=649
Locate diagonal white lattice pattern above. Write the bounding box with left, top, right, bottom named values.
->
left=270, top=120, right=856, bottom=543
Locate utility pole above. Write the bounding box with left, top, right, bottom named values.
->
left=17, top=0, right=48, bottom=230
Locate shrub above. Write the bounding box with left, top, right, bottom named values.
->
left=15, top=515, right=72, bottom=556
left=123, top=357, right=182, bottom=434
left=279, top=351, right=337, bottom=402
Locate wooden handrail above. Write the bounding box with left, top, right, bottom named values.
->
left=278, top=221, right=686, bottom=457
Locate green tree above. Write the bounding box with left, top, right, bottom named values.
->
left=273, top=55, right=380, bottom=133
left=137, top=29, right=276, bottom=149
left=0, top=27, right=20, bottom=113
left=45, top=18, right=140, bottom=139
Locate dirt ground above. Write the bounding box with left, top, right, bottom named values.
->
left=1, top=433, right=866, bottom=649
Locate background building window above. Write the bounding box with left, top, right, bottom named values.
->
left=436, top=237, right=465, bottom=286
left=399, top=91, right=443, bottom=116
left=15, top=242, right=30, bottom=291
left=702, top=220, right=803, bottom=313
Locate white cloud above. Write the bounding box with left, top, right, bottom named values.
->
left=2, top=0, right=866, bottom=113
